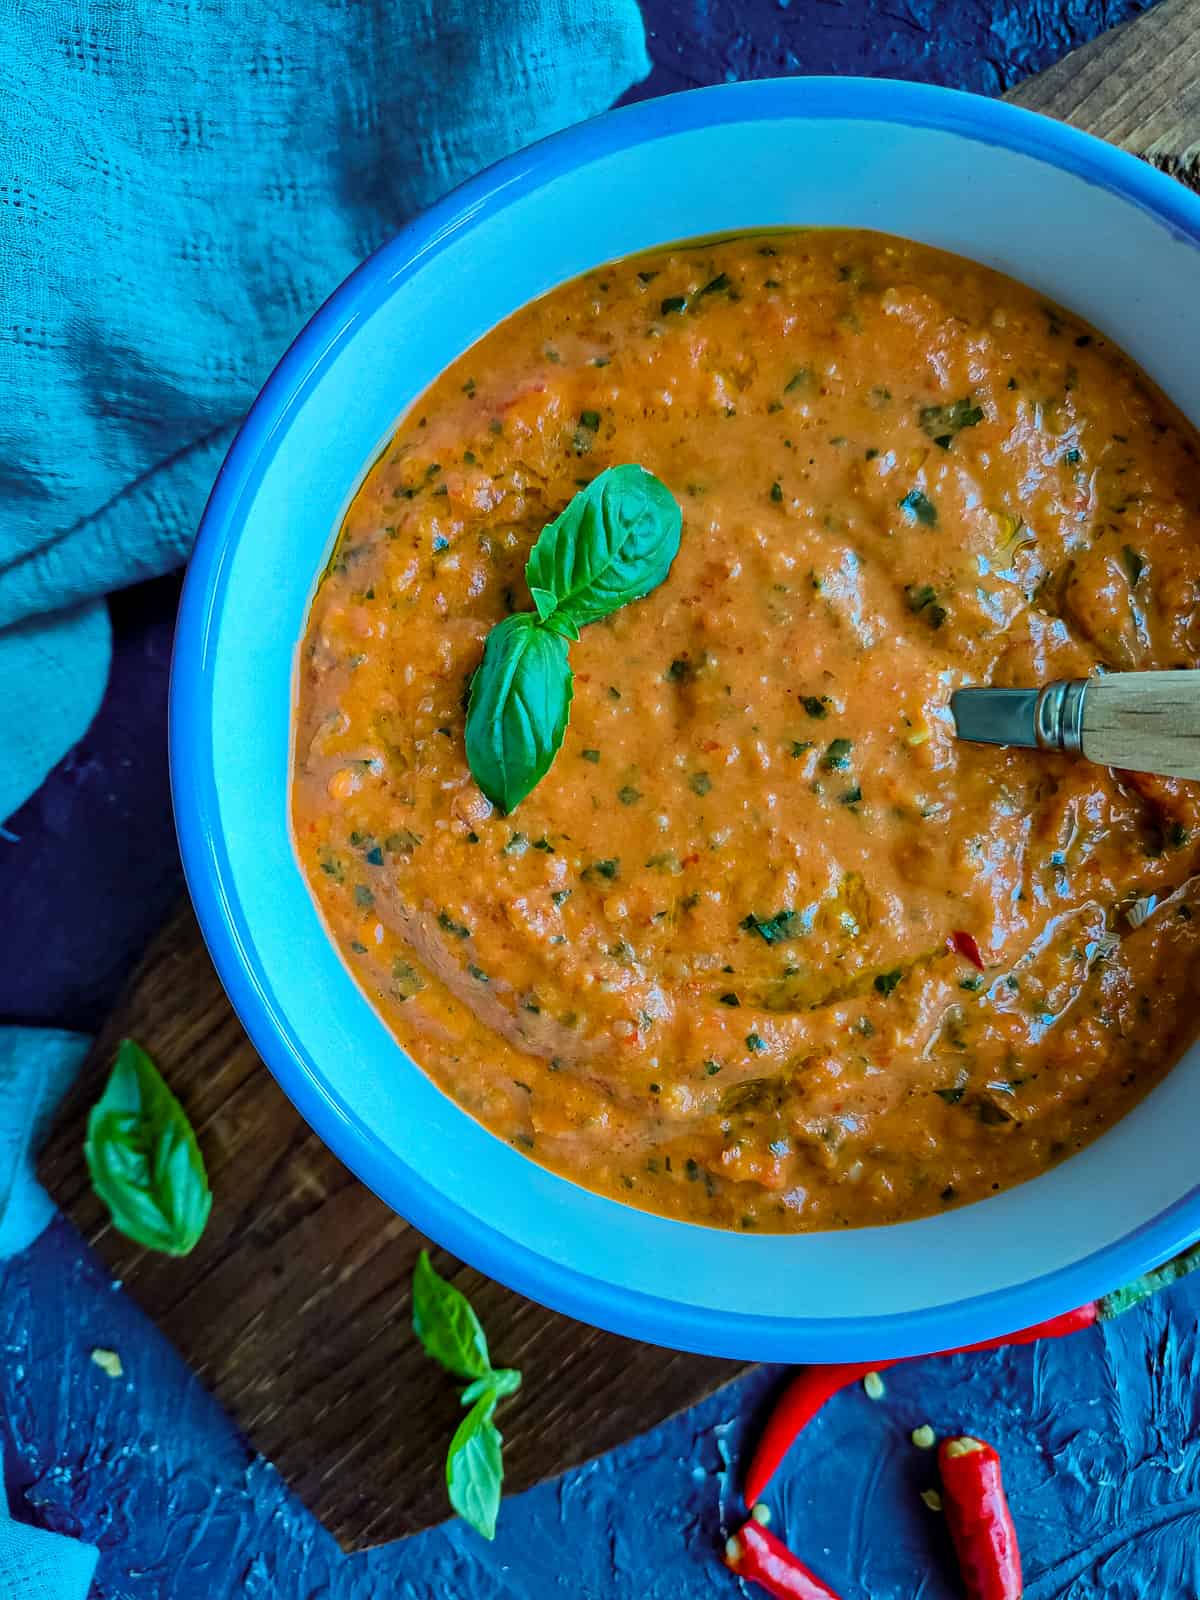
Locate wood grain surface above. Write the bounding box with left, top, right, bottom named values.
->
left=39, top=901, right=746, bottom=1547
left=1005, top=0, right=1200, bottom=190
left=39, top=0, right=1200, bottom=1553
left=1081, top=671, right=1200, bottom=777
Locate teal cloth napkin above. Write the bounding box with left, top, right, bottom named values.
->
left=0, top=1474, right=97, bottom=1600
left=1, top=0, right=649, bottom=823
left=0, top=1031, right=97, bottom=1596
left=0, top=0, right=649, bottom=1585
left=0, top=1030, right=90, bottom=1259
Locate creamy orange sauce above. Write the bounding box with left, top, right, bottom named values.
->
left=292, top=229, right=1200, bottom=1232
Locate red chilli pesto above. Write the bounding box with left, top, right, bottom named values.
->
left=292, top=228, right=1200, bottom=1233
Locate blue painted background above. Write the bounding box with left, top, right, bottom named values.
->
left=7, top=3, right=1198, bottom=1598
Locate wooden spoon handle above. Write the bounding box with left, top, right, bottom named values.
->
left=1082, top=671, right=1200, bottom=779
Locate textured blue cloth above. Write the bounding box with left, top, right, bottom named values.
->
left=0, top=2, right=648, bottom=1590
left=0, top=0, right=650, bottom=822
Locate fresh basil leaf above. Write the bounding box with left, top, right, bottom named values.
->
left=446, top=1392, right=504, bottom=1539
left=461, top=1367, right=522, bottom=1406
left=465, top=613, right=573, bottom=814
left=83, top=1038, right=211, bottom=1256
left=412, top=1249, right=493, bottom=1380
left=525, top=464, right=681, bottom=632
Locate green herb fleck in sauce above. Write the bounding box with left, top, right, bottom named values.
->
left=741, top=910, right=800, bottom=944
left=905, top=584, right=948, bottom=628
left=584, top=858, right=619, bottom=881
left=899, top=489, right=938, bottom=526
left=822, top=738, right=853, bottom=771
left=919, top=398, right=983, bottom=449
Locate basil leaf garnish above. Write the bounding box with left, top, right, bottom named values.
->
left=465, top=613, right=573, bottom=815
left=446, top=1391, right=504, bottom=1540
left=84, top=1038, right=212, bottom=1256
left=412, top=1248, right=493, bottom=1380
left=412, top=1251, right=522, bottom=1538
left=525, top=464, right=681, bottom=634
left=464, top=466, right=681, bottom=812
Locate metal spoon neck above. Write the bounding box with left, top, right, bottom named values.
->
left=950, top=678, right=1089, bottom=752
left=1035, top=678, right=1088, bottom=752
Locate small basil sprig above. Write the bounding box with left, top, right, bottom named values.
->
left=412, top=1249, right=521, bottom=1539
left=83, top=1038, right=212, bottom=1256
left=466, top=464, right=681, bottom=812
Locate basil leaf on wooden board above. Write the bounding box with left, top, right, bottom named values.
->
left=465, top=613, right=573, bottom=814
left=411, top=1249, right=493, bottom=1380
left=525, top=464, right=681, bottom=633
left=461, top=1367, right=522, bottom=1406
left=446, top=1391, right=504, bottom=1540
left=411, top=1253, right=521, bottom=1536
left=83, top=1038, right=212, bottom=1256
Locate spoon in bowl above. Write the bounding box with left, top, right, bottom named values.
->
left=951, top=670, right=1200, bottom=780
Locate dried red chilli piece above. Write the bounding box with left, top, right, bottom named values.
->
left=724, top=1518, right=844, bottom=1600
left=938, top=1436, right=1022, bottom=1600
left=948, top=929, right=986, bottom=970
left=742, top=1305, right=1097, bottom=1508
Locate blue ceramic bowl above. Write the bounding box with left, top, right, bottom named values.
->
left=172, top=78, right=1200, bottom=1361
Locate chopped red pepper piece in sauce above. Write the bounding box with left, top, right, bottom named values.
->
left=949, top=929, right=986, bottom=970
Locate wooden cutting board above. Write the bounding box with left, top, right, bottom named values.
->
left=39, top=900, right=746, bottom=1548
left=40, top=0, right=1200, bottom=1553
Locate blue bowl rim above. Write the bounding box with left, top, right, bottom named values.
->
left=172, top=75, right=1200, bottom=1362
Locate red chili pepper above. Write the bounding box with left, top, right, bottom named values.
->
left=948, top=930, right=986, bottom=970
left=724, top=1517, right=844, bottom=1600
left=938, top=1436, right=1022, bottom=1600
left=743, top=1360, right=890, bottom=1508
left=742, top=1304, right=1097, bottom=1507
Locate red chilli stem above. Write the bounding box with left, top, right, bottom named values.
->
left=742, top=1303, right=1098, bottom=1508
left=1096, top=1239, right=1200, bottom=1319
left=725, top=1518, right=845, bottom=1600
left=938, top=1436, right=1022, bottom=1600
